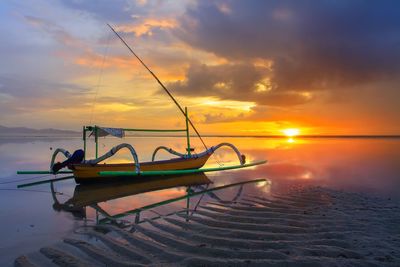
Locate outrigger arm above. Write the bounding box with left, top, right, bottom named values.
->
left=50, top=148, right=72, bottom=171
left=49, top=143, right=141, bottom=174
left=152, top=142, right=246, bottom=165
left=85, top=143, right=140, bottom=173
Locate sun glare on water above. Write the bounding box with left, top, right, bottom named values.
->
left=282, top=128, right=300, bottom=137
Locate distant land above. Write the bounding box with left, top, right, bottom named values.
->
left=0, top=125, right=80, bottom=137
left=0, top=125, right=399, bottom=138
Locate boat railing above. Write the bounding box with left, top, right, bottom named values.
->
left=151, top=142, right=246, bottom=165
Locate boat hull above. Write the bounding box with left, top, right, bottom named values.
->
left=71, top=154, right=211, bottom=183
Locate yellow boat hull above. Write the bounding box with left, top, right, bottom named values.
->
left=71, top=154, right=211, bottom=183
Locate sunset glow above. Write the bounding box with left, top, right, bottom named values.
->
left=287, top=138, right=295, bottom=143
left=0, top=1, right=399, bottom=136
left=282, top=128, right=300, bottom=137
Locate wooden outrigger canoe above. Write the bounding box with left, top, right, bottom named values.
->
left=71, top=152, right=211, bottom=183
left=17, top=157, right=266, bottom=185
left=16, top=126, right=264, bottom=184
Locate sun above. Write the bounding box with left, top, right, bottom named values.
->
left=282, top=128, right=300, bottom=137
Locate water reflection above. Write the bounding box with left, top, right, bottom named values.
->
left=2, top=136, right=400, bottom=198
left=1, top=136, right=400, bottom=266
left=51, top=182, right=86, bottom=219
left=49, top=173, right=266, bottom=227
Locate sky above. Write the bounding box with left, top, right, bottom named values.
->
left=1, top=0, right=400, bottom=135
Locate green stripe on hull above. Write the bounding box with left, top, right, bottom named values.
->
left=99, top=160, right=267, bottom=177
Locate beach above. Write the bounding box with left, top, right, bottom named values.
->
left=14, top=186, right=400, bottom=266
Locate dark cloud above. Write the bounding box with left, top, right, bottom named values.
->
left=173, top=0, right=400, bottom=96
left=168, top=62, right=312, bottom=106
left=170, top=62, right=265, bottom=96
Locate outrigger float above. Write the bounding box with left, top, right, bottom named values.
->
left=16, top=24, right=266, bottom=185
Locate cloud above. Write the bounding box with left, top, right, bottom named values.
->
left=0, top=74, right=163, bottom=129
left=174, top=1, right=400, bottom=94
left=59, top=0, right=188, bottom=25
left=116, top=18, right=177, bottom=37
left=2, top=0, right=400, bottom=133
left=59, top=0, right=136, bottom=23
left=0, top=74, right=90, bottom=123
left=24, top=15, right=83, bottom=48
left=0, top=74, right=88, bottom=98
left=168, top=62, right=313, bottom=106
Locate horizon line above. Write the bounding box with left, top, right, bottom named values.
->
left=1, top=134, right=400, bottom=139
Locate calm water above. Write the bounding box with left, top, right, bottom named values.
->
left=0, top=136, right=399, bottom=265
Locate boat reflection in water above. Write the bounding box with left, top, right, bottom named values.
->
left=49, top=173, right=267, bottom=227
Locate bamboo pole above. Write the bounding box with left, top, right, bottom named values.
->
left=17, top=170, right=73, bottom=175
left=107, top=24, right=209, bottom=151
left=83, top=126, right=87, bottom=160
left=17, top=175, right=75, bottom=188
left=185, top=107, right=191, bottom=157
left=122, top=128, right=186, bottom=132
left=95, top=125, right=98, bottom=158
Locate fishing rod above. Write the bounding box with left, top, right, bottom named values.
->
left=107, top=24, right=208, bottom=150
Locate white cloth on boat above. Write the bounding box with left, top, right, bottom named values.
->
left=90, top=127, right=125, bottom=138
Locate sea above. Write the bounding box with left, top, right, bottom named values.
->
left=0, top=136, right=399, bottom=266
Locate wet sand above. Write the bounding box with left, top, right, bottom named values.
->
left=15, top=187, right=400, bottom=266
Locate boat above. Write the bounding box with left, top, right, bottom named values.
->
left=16, top=24, right=267, bottom=185
left=46, top=125, right=266, bottom=184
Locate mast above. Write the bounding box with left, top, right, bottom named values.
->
left=107, top=24, right=208, bottom=150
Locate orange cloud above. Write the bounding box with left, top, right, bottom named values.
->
left=116, top=18, right=177, bottom=36
left=74, top=50, right=140, bottom=70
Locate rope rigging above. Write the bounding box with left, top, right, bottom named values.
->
left=89, top=31, right=112, bottom=125
left=80, top=25, right=235, bottom=168
left=107, top=24, right=209, bottom=152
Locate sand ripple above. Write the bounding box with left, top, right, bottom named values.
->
left=15, top=187, right=400, bottom=266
